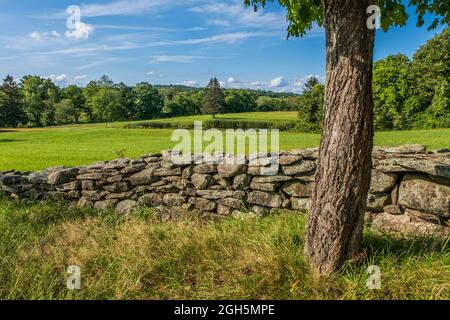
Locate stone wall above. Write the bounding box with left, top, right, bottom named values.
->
left=1, top=144, right=449, bottom=238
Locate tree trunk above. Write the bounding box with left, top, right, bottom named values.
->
left=304, top=0, right=375, bottom=275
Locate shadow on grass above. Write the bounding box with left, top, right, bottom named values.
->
left=0, top=129, right=18, bottom=133
left=0, top=139, right=23, bottom=143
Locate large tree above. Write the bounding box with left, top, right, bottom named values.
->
left=0, top=75, right=27, bottom=128
left=245, top=0, right=450, bottom=275
left=201, top=77, right=226, bottom=118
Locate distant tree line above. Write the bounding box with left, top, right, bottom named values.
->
left=0, top=74, right=300, bottom=128
left=0, top=29, right=448, bottom=130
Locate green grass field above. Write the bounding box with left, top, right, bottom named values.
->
left=0, top=198, right=448, bottom=300
left=1, top=111, right=449, bottom=171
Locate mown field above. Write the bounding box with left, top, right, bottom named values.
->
left=1, top=111, right=449, bottom=171
left=0, top=198, right=448, bottom=300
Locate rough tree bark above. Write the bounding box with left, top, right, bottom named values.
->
left=304, top=0, right=375, bottom=275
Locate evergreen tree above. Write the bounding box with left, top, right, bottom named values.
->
left=0, top=75, right=27, bottom=128
left=201, top=77, right=225, bottom=118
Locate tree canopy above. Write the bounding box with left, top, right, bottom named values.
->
left=244, top=0, right=450, bottom=37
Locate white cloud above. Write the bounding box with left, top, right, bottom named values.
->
left=65, top=22, right=95, bottom=40
left=47, top=74, right=67, bottom=83
left=270, top=76, right=288, bottom=88
left=29, top=31, right=61, bottom=41
left=207, top=19, right=231, bottom=27
left=72, top=0, right=190, bottom=18
left=74, top=75, right=88, bottom=80
left=150, top=55, right=204, bottom=63
left=178, top=80, right=199, bottom=87
left=191, top=2, right=285, bottom=30
left=146, top=71, right=155, bottom=75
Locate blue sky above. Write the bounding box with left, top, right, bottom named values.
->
left=0, top=0, right=446, bottom=93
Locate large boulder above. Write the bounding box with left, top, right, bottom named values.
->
left=217, top=164, right=246, bottom=178
left=193, top=164, right=217, bottom=174
left=398, top=174, right=450, bottom=217
left=247, top=190, right=282, bottom=208
left=282, top=181, right=313, bottom=198
left=233, top=174, right=251, bottom=190
left=291, top=198, right=311, bottom=211
left=129, top=168, right=158, bottom=185
left=370, top=170, right=397, bottom=193
left=372, top=212, right=450, bottom=239
left=281, top=160, right=316, bottom=175
left=191, top=173, right=213, bottom=190
left=374, top=155, right=450, bottom=179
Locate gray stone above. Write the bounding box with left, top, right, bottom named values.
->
left=77, top=173, right=107, bottom=180
left=77, top=197, right=92, bottom=208
left=0, top=174, right=23, bottom=185
left=247, top=190, right=282, bottom=208
left=81, top=180, right=96, bottom=190
left=372, top=212, right=450, bottom=239
left=247, top=166, right=279, bottom=176
left=233, top=174, right=251, bottom=190
left=252, top=175, right=293, bottom=183
left=233, top=190, right=246, bottom=200
left=290, top=148, right=319, bottom=158
left=55, top=181, right=80, bottom=191
left=182, top=165, right=194, bottom=179
left=367, top=193, right=391, bottom=212
left=129, top=168, right=158, bottom=185
left=103, top=182, right=129, bottom=193
left=81, top=190, right=106, bottom=201
left=250, top=182, right=280, bottom=192
left=193, top=164, right=217, bottom=174
left=398, top=174, right=450, bottom=217
left=191, top=197, right=217, bottom=211
left=282, top=181, right=313, bottom=198
left=278, top=154, right=303, bottom=166
left=217, top=197, right=241, bottom=209
left=217, top=164, right=246, bottom=178
left=115, top=200, right=137, bottom=215
left=138, top=193, right=163, bottom=206
left=251, top=205, right=269, bottom=216
left=105, top=191, right=134, bottom=200
left=281, top=161, right=316, bottom=175
left=94, top=199, right=118, bottom=210
left=196, top=190, right=234, bottom=199
left=370, top=170, right=397, bottom=193
left=191, top=173, right=213, bottom=189
left=381, top=144, right=426, bottom=154
left=107, top=175, right=123, bottom=183
left=163, top=193, right=186, bottom=206
left=120, top=163, right=146, bottom=174
left=374, top=156, right=450, bottom=179
left=291, top=198, right=310, bottom=211
left=103, top=159, right=128, bottom=170
left=154, top=167, right=182, bottom=176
